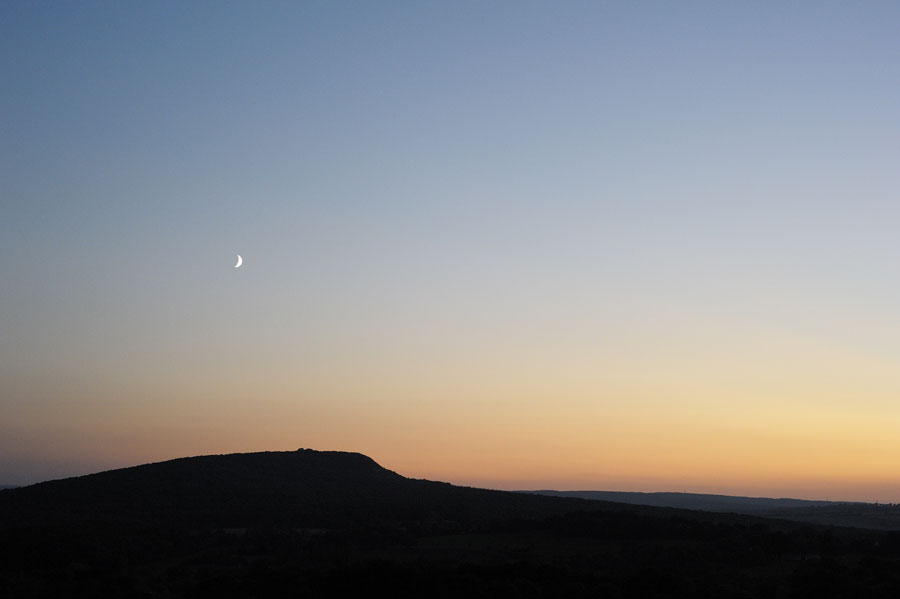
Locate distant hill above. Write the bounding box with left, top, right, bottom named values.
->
left=0, top=484, right=18, bottom=490
left=526, top=489, right=845, bottom=512
left=526, top=490, right=900, bottom=530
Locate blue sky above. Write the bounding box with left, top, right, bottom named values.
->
left=2, top=3, right=900, bottom=498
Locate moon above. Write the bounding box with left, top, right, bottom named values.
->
left=234, top=254, right=242, bottom=268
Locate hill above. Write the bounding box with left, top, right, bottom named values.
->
left=527, top=490, right=841, bottom=512
left=0, top=449, right=598, bottom=529
left=530, top=490, right=900, bottom=531
left=2, top=449, right=900, bottom=598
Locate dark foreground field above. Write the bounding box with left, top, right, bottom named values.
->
left=2, top=450, right=899, bottom=598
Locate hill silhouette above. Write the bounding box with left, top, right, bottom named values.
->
left=0, top=449, right=600, bottom=530
left=530, top=490, right=900, bottom=531
left=528, top=490, right=840, bottom=512
left=3, top=449, right=900, bottom=598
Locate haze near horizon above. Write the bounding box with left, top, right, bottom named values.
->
left=2, top=3, right=899, bottom=502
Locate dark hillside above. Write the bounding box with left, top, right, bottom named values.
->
left=530, top=490, right=900, bottom=531
left=2, top=450, right=899, bottom=598
left=0, top=449, right=599, bottom=529
left=529, top=490, right=840, bottom=512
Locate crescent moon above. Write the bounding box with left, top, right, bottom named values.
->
left=234, top=254, right=242, bottom=268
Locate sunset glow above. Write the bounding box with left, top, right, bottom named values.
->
left=3, top=3, right=899, bottom=502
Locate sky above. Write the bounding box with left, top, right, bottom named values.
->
left=2, top=2, right=899, bottom=501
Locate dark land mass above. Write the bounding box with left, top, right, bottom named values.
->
left=531, top=490, right=900, bottom=531
left=3, top=449, right=900, bottom=598
left=0, top=484, right=19, bottom=490
left=526, top=490, right=842, bottom=512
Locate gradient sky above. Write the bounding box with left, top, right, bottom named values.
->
left=2, top=2, right=899, bottom=501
